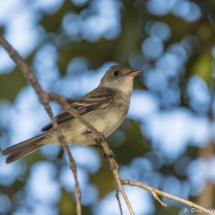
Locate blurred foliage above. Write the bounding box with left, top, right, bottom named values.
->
left=1, top=0, right=215, bottom=215
left=0, top=68, right=27, bottom=101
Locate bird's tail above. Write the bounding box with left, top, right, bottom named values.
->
left=1, top=133, right=48, bottom=164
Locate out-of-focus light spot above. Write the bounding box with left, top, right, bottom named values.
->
left=128, top=90, right=159, bottom=121
left=6, top=10, right=42, bottom=57
left=0, top=100, right=12, bottom=129
left=13, top=205, right=58, bottom=215
left=147, top=0, right=176, bottom=15
left=149, top=22, right=171, bottom=41
left=26, top=162, right=60, bottom=204
left=0, top=8, right=43, bottom=74
left=156, top=52, right=184, bottom=77
left=69, top=146, right=101, bottom=173
left=81, top=15, right=120, bottom=41
left=119, top=166, right=135, bottom=181
left=0, top=193, right=11, bottom=214
left=168, top=44, right=188, bottom=63
left=34, top=44, right=60, bottom=91
left=172, top=1, right=201, bottom=22
left=9, top=87, right=50, bottom=144
left=130, top=157, right=153, bottom=177
left=60, top=166, right=88, bottom=192
left=145, top=151, right=164, bottom=170
left=174, top=155, right=192, bottom=177
left=143, top=171, right=163, bottom=189
left=161, top=87, right=180, bottom=107
left=81, top=185, right=98, bottom=206
left=32, top=0, right=64, bottom=14
left=40, top=145, right=61, bottom=160
left=172, top=1, right=190, bottom=17
left=129, top=53, right=149, bottom=71
left=95, top=0, right=121, bottom=17
left=67, top=57, right=89, bottom=75
left=93, top=187, right=154, bottom=215
left=0, top=156, right=27, bottom=186
left=187, top=75, right=210, bottom=114
left=0, top=48, right=16, bottom=74
left=187, top=158, right=209, bottom=196
left=80, top=0, right=121, bottom=41
left=163, top=176, right=181, bottom=205
left=142, top=37, right=164, bottom=59
left=71, top=0, right=88, bottom=7
left=143, top=108, right=210, bottom=159
left=163, top=175, right=189, bottom=205
left=62, top=13, right=81, bottom=40
left=144, top=69, right=167, bottom=92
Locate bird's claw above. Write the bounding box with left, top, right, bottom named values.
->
left=94, top=132, right=106, bottom=144
left=103, top=151, right=115, bottom=160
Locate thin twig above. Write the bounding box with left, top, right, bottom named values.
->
left=0, top=36, right=81, bottom=215
left=115, top=179, right=123, bottom=215
left=150, top=189, right=167, bottom=207
left=121, top=180, right=215, bottom=215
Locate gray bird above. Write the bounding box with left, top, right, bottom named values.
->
left=2, top=65, right=141, bottom=163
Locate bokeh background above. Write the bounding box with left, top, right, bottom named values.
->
left=0, top=0, right=215, bottom=214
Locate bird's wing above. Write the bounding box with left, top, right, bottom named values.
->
left=41, top=87, right=116, bottom=132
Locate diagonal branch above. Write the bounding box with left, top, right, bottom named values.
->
left=0, top=36, right=82, bottom=215
left=121, top=180, right=215, bottom=215
left=115, top=178, right=123, bottom=215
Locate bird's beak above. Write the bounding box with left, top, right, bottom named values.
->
left=127, top=70, right=141, bottom=77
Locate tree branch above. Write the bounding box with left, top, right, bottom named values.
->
left=0, top=36, right=82, bottom=215
left=121, top=180, right=215, bottom=215
left=115, top=179, right=123, bottom=215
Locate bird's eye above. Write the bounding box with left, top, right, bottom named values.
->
left=114, top=71, right=119, bottom=76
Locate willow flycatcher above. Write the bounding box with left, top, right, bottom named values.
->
left=2, top=65, right=141, bottom=163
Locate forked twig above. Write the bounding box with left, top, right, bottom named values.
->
left=121, top=180, right=215, bottom=215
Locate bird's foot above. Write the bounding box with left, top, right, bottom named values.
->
left=94, top=132, right=106, bottom=144
left=103, top=151, right=115, bottom=160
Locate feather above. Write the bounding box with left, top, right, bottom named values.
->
left=1, top=133, right=48, bottom=164
left=41, top=87, right=116, bottom=132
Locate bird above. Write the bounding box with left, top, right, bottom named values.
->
left=1, top=65, right=141, bottom=164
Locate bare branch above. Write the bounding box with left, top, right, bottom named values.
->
left=115, top=179, right=123, bottom=215
left=150, top=189, right=167, bottom=207
left=0, top=36, right=82, bottom=215
left=121, top=180, right=215, bottom=215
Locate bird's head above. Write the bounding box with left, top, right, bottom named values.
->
left=99, top=65, right=141, bottom=95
